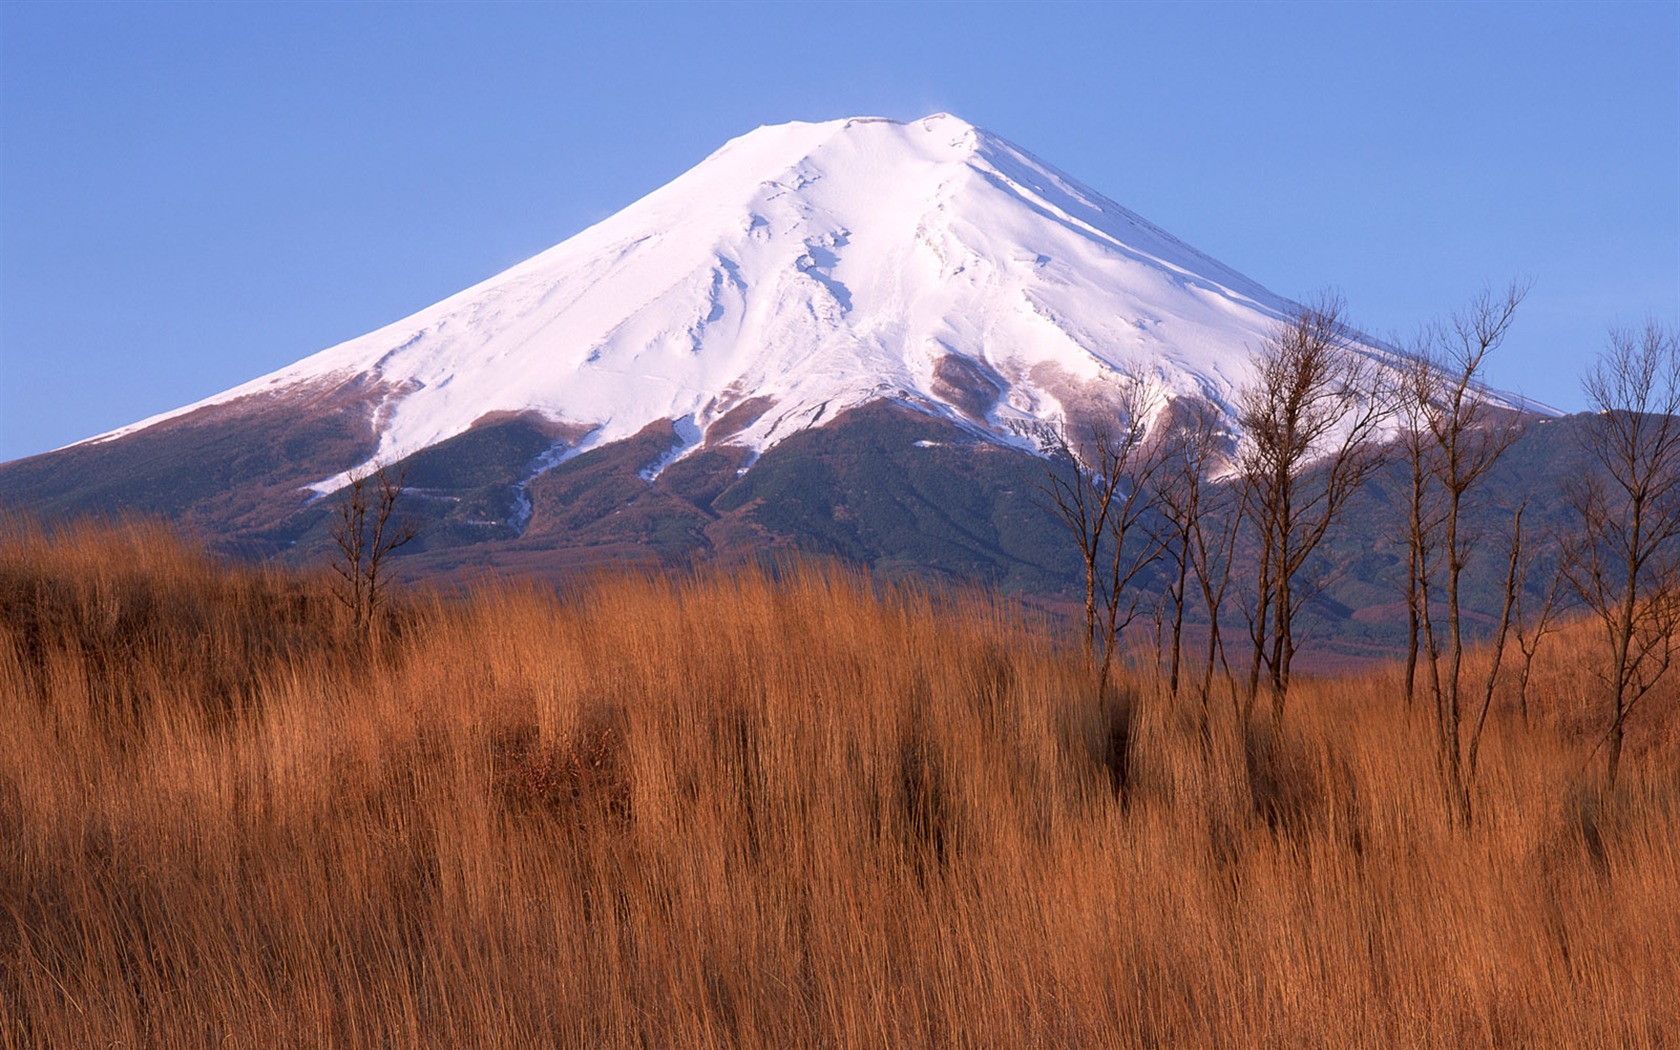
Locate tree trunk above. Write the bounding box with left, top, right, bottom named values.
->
left=1168, top=546, right=1188, bottom=698
left=1404, top=540, right=1420, bottom=707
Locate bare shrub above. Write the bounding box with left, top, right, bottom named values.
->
left=491, top=708, right=631, bottom=831
left=329, top=464, right=417, bottom=643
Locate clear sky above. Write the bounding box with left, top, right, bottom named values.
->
left=2, top=0, right=1676, bottom=462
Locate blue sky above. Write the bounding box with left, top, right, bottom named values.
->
left=2, top=0, right=1676, bottom=461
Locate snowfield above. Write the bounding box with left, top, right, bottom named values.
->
left=80, top=114, right=1537, bottom=493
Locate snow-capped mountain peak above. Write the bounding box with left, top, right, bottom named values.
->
left=80, top=114, right=1509, bottom=494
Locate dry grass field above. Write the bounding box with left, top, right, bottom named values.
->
left=1, top=518, right=1676, bottom=1047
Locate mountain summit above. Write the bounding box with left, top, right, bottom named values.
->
left=80, top=114, right=1377, bottom=494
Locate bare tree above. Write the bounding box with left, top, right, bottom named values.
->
left=1154, top=399, right=1247, bottom=737
left=1509, top=529, right=1568, bottom=726
left=1096, top=436, right=1167, bottom=682
left=1465, top=500, right=1525, bottom=787
left=1401, top=284, right=1528, bottom=819
left=1036, top=381, right=1165, bottom=676
left=1236, top=293, right=1391, bottom=721
left=1154, top=400, right=1226, bottom=699
left=330, top=464, right=418, bottom=642
left=1192, top=477, right=1246, bottom=718
left=1036, top=425, right=1118, bottom=664
left=1154, top=411, right=1202, bottom=700
left=1395, top=353, right=1446, bottom=709
left=1565, top=320, right=1680, bottom=788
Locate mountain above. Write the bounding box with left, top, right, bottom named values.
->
left=0, top=113, right=1554, bottom=646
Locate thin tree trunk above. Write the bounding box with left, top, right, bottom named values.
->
left=1468, top=511, right=1524, bottom=783
left=1405, top=528, right=1421, bottom=706
left=1444, top=470, right=1469, bottom=822
left=1169, top=544, right=1188, bottom=698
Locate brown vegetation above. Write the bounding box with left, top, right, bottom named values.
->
left=1, top=519, right=1675, bottom=1047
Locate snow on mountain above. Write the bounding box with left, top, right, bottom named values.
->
left=78, top=113, right=1525, bottom=493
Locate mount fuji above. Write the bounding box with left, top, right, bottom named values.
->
left=1, top=114, right=1547, bottom=610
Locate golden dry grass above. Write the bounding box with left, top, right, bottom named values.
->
left=1, top=518, right=1675, bottom=1047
